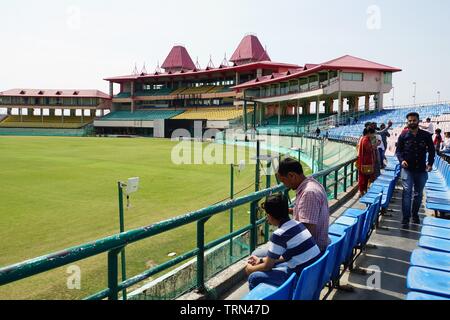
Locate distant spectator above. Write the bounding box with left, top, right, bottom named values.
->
left=442, top=132, right=450, bottom=153
left=370, top=123, right=381, bottom=178
left=377, top=122, right=393, bottom=167
left=357, top=128, right=376, bottom=197
left=419, top=118, right=434, bottom=135
left=434, top=129, right=443, bottom=153
left=246, top=194, right=321, bottom=290
left=396, top=112, right=435, bottom=228
left=316, top=127, right=321, bottom=137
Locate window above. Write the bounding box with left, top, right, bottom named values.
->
left=384, top=72, right=392, bottom=84
left=342, top=72, right=364, bottom=81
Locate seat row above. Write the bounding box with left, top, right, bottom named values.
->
left=406, top=217, right=450, bottom=300
left=425, top=156, right=450, bottom=216
left=243, top=159, right=402, bottom=300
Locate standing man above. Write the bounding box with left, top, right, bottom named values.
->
left=396, top=112, right=435, bottom=228
left=277, top=158, right=330, bottom=252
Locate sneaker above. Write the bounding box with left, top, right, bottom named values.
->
left=412, top=217, right=421, bottom=225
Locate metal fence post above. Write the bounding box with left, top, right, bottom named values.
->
left=344, top=165, right=348, bottom=192
left=107, top=248, right=122, bottom=300
left=350, top=162, right=355, bottom=185
left=197, top=218, right=208, bottom=293
left=229, top=164, right=234, bottom=261
left=265, top=161, right=271, bottom=243
left=334, top=170, right=339, bottom=200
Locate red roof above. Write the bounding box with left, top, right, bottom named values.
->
left=0, top=89, right=111, bottom=99
left=104, top=61, right=300, bottom=82
left=161, top=45, right=196, bottom=71
left=230, top=35, right=270, bottom=64
left=233, top=55, right=402, bottom=90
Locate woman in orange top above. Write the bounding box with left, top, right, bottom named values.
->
left=357, top=128, right=376, bottom=197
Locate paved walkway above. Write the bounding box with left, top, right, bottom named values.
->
left=223, top=184, right=434, bottom=301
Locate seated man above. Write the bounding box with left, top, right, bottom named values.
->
left=246, top=194, right=321, bottom=290
left=277, top=158, right=331, bottom=252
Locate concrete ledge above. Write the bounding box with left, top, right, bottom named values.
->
left=177, top=260, right=248, bottom=301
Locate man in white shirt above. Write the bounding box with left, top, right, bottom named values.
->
left=420, top=118, right=434, bottom=135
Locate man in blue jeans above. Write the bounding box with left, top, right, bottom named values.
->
left=396, top=112, right=435, bottom=228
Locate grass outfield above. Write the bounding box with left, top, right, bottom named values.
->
left=0, top=136, right=309, bottom=300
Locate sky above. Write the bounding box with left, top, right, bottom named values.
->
left=0, top=0, right=449, bottom=106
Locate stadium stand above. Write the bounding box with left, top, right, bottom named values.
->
left=172, top=108, right=249, bottom=121
left=257, top=114, right=332, bottom=135
left=134, top=88, right=174, bottom=96
left=327, top=104, right=450, bottom=140
left=0, top=115, right=94, bottom=129
left=99, top=110, right=184, bottom=121
left=114, top=92, right=132, bottom=99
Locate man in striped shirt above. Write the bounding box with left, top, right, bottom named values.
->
left=246, top=194, right=321, bottom=290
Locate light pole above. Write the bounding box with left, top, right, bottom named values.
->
left=437, top=91, right=441, bottom=104
left=412, top=82, right=417, bottom=105
left=391, top=86, right=395, bottom=107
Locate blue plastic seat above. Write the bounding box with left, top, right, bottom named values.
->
left=426, top=202, right=450, bottom=213
left=292, top=251, right=329, bottom=300
left=319, top=234, right=346, bottom=298
left=406, top=291, right=449, bottom=300
left=423, top=217, right=450, bottom=229
left=344, top=207, right=369, bottom=247
left=329, top=221, right=357, bottom=263
left=329, top=234, right=348, bottom=280
left=407, top=267, right=450, bottom=298
left=243, top=273, right=297, bottom=301
left=419, top=236, right=450, bottom=253
left=421, top=226, right=450, bottom=240
left=410, top=249, right=450, bottom=272
left=334, top=216, right=362, bottom=250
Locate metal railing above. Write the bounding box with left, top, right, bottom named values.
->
left=0, top=146, right=358, bottom=301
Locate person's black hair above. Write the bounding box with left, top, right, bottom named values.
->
left=363, top=128, right=368, bottom=136
left=365, top=122, right=372, bottom=128
left=427, top=118, right=431, bottom=122
left=436, top=129, right=442, bottom=134
left=367, top=128, right=376, bottom=134
left=406, top=112, right=420, bottom=120
left=380, top=123, right=386, bottom=128
left=278, top=158, right=304, bottom=177
left=262, top=193, right=289, bottom=221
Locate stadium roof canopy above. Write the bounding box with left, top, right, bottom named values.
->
left=0, top=89, right=111, bottom=99
left=104, top=35, right=298, bottom=83
left=232, top=55, right=402, bottom=91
